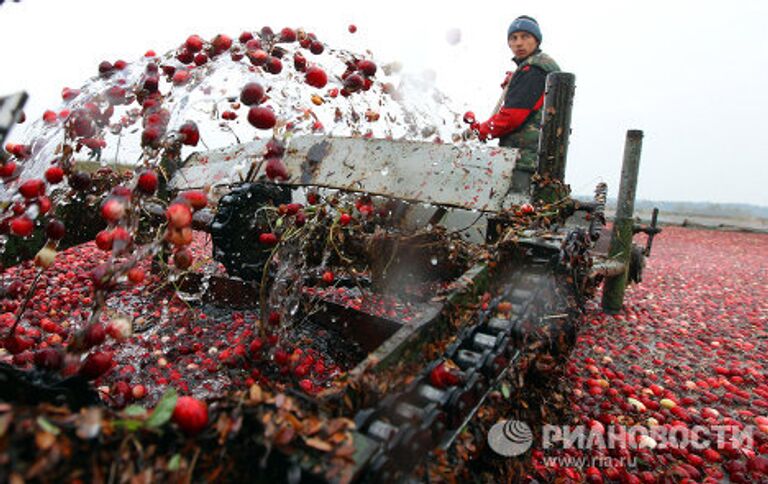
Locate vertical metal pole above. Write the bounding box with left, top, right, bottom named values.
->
left=536, top=73, right=576, bottom=182
left=532, top=73, right=575, bottom=203
left=602, top=130, right=643, bottom=313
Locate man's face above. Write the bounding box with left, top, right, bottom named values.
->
left=508, top=31, right=538, bottom=59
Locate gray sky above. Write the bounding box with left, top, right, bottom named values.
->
left=1, top=0, right=766, bottom=206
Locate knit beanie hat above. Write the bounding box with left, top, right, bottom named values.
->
left=507, top=15, right=542, bottom=43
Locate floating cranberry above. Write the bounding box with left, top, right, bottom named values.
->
left=299, top=379, right=313, bottom=392
left=520, top=203, right=535, bottom=214
left=132, top=384, right=147, bottom=400
left=249, top=338, right=264, bottom=355
left=322, top=271, right=334, bottom=285
left=309, top=41, right=324, bottom=55
left=106, top=85, right=127, bottom=105
left=348, top=24, right=357, bottom=34
left=10, top=216, right=33, bottom=237
left=344, top=73, right=364, bottom=93
left=167, top=202, right=192, bottom=229
left=179, top=121, right=200, bottom=146
left=107, top=317, right=132, bottom=340
left=34, top=348, right=63, bottom=370
left=264, top=138, right=285, bottom=158
left=0, top=162, right=17, bottom=178
left=84, top=323, right=107, bottom=348
left=127, top=267, right=145, bottom=284
left=185, top=34, right=204, bottom=53
left=166, top=227, right=193, bottom=246
left=101, top=197, right=126, bottom=223
left=172, top=69, right=190, bottom=85
left=265, top=158, right=288, bottom=180
left=193, top=53, right=208, bottom=66
left=141, top=126, right=163, bottom=147
left=44, top=166, right=64, bottom=184
left=42, top=110, right=57, bottom=123
left=429, top=361, right=461, bottom=388
left=211, top=34, right=233, bottom=53
left=98, top=60, right=114, bottom=76
left=79, top=351, right=114, bottom=380
left=136, top=170, right=158, bottom=195
left=111, top=227, right=132, bottom=252
left=265, top=57, right=282, bottom=74
left=18, top=179, right=45, bottom=199
left=339, top=213, right=352, bottom=226
left=240, top=82, right=265, bottom=106
left=45, top=219, right=66, bottom=240
left=172, top=396, right=208, bottom=435
left=177, top=49, right=194, bottom=64
left=95, top=229, right=114, bottom=251
left=180, top=190, right=208, bottom=210
left=68, top=171, right=91, bottom=191
left=279, top=27, right=297, bottom=42
left=259, top=232, right=278, bottom=246
left=293, top=53, right=307, bottom=71
left=61, top=87, right=80, bottom=101
left=305, top=66, right=328, bottom=88
left=70, top=110, right=95, bottom=138
left=239, top=31, right=254, bottom=43
left=174, top=248, right=193, bottom=270
left=247, top=49, right=269, bottom=66
left=247, top=106, right=277, bottom=130
left=357, top=59, right=377, bottom=76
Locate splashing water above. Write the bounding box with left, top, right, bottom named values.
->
left=5, top=27, right=470, bottom=200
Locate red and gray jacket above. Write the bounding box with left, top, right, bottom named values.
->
left=478, top=50, right=560, bottom=170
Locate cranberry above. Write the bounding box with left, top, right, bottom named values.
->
left=305, top=66, right=328, bottom=88
left=247, top=106, right=277, bottom=130
left=240, top=82, right=265, bottom=106
left=172, top=396, right=208, bottom=435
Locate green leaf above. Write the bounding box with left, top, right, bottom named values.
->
left=168, top=453, right=181, bottom=471
left=112, top=419, right=144, bottom=432
left=146, top=388, right=178, bottom=428
left=37, top=416, right=61, bottom=435
left=501, top=383, right=511, bottom=400
left=123, top=405, right=148, bottom=418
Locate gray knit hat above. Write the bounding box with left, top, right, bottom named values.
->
left=507, top=15, right=542, bottom=43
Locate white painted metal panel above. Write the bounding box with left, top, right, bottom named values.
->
left=170, top=136, right=523, bottom=211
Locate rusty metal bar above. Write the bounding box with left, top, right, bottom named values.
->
left=536, top=72, right=576, bottom=182
left=602, top=130, right=643, bottom=313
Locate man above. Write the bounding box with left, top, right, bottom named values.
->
left=472, top=16, right=560, bottom=191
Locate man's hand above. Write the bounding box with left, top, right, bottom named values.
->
left=470, top=122, right=491, bottom=141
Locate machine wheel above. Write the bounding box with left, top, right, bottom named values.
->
left=209, top=182, right=291, bottom=281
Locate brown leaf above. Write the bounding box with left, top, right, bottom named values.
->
left=324, top=419, right=347, bottom=437
left=284, top=413, right=303, bottom=432
left=0, top=412, right=11, bottom=438
left=274, top=425, right=295, bottom=446
left=76, top=407, right=102, bottom=440
left=303, top=416, right=323, bottom=436
left=249, top=384, right=264, bottom=404
left=216, top=413, right=233, bottom=445
left=35, top=431, right=56, bottom=451
left=305, top=437, right=333, bottom=452
left=334, top=443, right=355, bottom=460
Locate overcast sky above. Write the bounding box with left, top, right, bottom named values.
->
left=1, top=0, right=766, bottom=206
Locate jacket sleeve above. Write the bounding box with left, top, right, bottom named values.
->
left=478, top=66, right=548, bottom=140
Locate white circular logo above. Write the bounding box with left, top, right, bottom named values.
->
left=487, top=419, right=533, bottom=456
